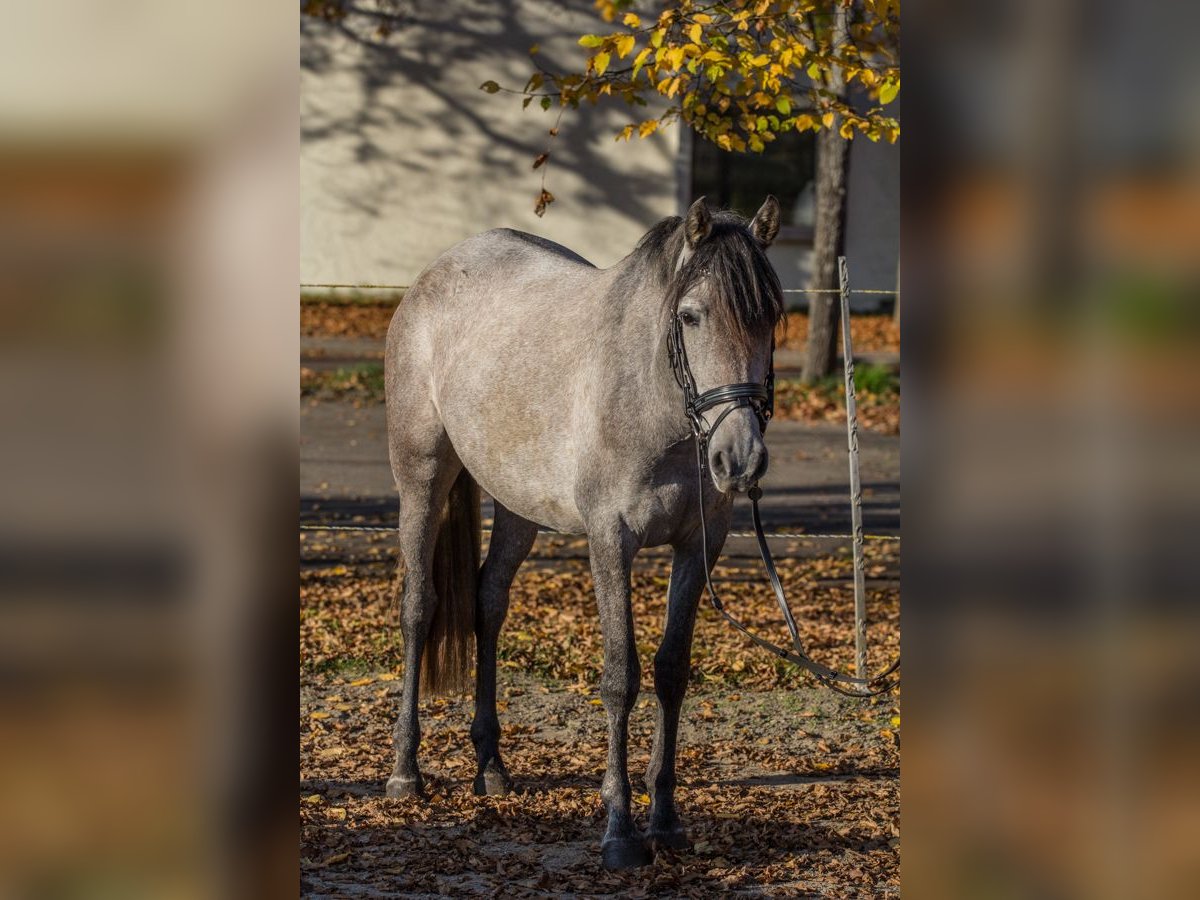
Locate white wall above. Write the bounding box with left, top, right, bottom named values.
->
left=302, top=0, right=678, bottom=285
left=301, top=0, right=899, bottom=303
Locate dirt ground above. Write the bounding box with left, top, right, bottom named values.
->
left=300, top=534, right=900, bottom=898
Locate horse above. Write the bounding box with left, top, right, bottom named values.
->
left=383, top=195, right=783, bottom=869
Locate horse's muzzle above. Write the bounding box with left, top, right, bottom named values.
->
left=708, top=429, right=768, bottom=493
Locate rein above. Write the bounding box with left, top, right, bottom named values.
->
left=666, top=312, right=900, bottom=698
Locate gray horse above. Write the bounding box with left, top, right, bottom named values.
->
left=384, top=196, right=783, bottom=869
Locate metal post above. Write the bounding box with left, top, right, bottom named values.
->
left=837, top=256, right=869, bottom=686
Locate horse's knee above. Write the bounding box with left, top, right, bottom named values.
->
left=600, top=657, right=640, bottom=713
left=653, top=648, right=689, bottom=706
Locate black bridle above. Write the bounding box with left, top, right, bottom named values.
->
left=667, top=309, right=900, bottom=698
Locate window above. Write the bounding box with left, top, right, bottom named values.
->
left=690, top=130, right=816, bottom=240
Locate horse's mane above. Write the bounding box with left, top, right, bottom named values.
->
left=628, top=211, right=784, bottom=351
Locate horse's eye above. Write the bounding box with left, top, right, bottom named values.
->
left=679, top=310, right=700, bottom=327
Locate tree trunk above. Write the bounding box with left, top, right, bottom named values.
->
left=801, top=128, right=851, bottom=383
left=801, top=7, right=852, bottom=384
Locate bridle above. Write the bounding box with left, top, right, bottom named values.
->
left=666, top=307, right=900, bottom=698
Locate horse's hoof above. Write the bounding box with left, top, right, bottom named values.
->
left=601, top=836, right=654, bottom=870
left=472, top=766, right=513, bottom=797
left=646, top=826, right=690, bottom=852
left=385, top=774, right=423, bottom=798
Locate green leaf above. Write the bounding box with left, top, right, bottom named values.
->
left=775, top=96, right=791, bottom=115
left=480, top=80, right=501, bottom=94
left=540, top=96, right=552, bottom=110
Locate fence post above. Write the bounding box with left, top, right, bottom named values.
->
left=837, top=256, right=869, bottom=686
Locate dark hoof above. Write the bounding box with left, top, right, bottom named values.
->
left=385, top=774, right=423, bottom=798
left=646, top=826, right=690, bottom=852
left=472, top=766, right=513, bottom=797
left=601, top=836, right=654, bottom=870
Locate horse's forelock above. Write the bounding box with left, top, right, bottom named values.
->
left=658, top=212, right=783, bottom=349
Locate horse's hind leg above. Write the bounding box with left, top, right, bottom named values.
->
left=385, top=431, right=461, bottom=799
left=470, top=502, right=537, bottom=796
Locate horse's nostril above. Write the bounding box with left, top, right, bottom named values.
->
left=750, top=448, right=769, bottom=482
left=712, top=450, right=729, bottom=477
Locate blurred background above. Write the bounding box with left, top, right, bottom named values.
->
left=904, top=0, right=1200, bottom=897
left=0, top=2, right=296, bottom=897
left=0, top=0, right=1196, bottom=897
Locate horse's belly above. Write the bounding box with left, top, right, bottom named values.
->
left=442, top=413, right=584, bottom=534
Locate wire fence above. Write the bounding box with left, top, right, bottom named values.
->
left=299, top=523, right=897, bottom=542
left=300, top=282, right=895, bottom=296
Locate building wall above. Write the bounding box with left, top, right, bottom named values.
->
left=844, top=119, right=901, bottom=296
left=302, top=0, right=678, bottom=286
left=301, top=0, right=898, bottom=302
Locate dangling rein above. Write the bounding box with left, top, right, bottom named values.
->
left=667, top=313, right=900, bottom=698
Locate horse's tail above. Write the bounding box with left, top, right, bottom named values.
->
left=421, top=467, right=481, bottom=696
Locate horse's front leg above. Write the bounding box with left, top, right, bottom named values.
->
left=645, top=511, right=727, bottom=851
left=588, top=526, right=654, bottom=870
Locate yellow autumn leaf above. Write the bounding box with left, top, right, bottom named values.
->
left=638, top=119, right=659, bottom=137
left=309, top=711, right=330, bottom=719
left=632, top=47, right=652, bottom=78
left=615, top=33, right=636, bottom=59
left=839, top=119, right=856, bottom=139
left=879, top=79, right=900, bottom=104
left=623, top=12, right=640, bottom=27
left=688, top=23, right=702, bottom=43
left=822, top=111, right=835, bottom=128
left=593, top=51, right=611, bottom=75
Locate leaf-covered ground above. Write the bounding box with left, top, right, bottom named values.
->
left=300, top=536, right=900, bottom=897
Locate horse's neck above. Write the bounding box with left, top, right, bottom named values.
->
left=605, top=275, right=690, bottom=454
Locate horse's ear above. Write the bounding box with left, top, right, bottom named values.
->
left=684, top=197, right=712, bottom=248
left=750, top=195, right=781, bottom=248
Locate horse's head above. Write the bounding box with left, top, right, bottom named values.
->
left=671, top=196, right=783, bottom=494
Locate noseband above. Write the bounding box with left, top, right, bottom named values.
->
left=665, top=307, right=899, bottom=698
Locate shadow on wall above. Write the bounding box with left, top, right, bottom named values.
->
left=301, top=0, right=677, bottom=237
